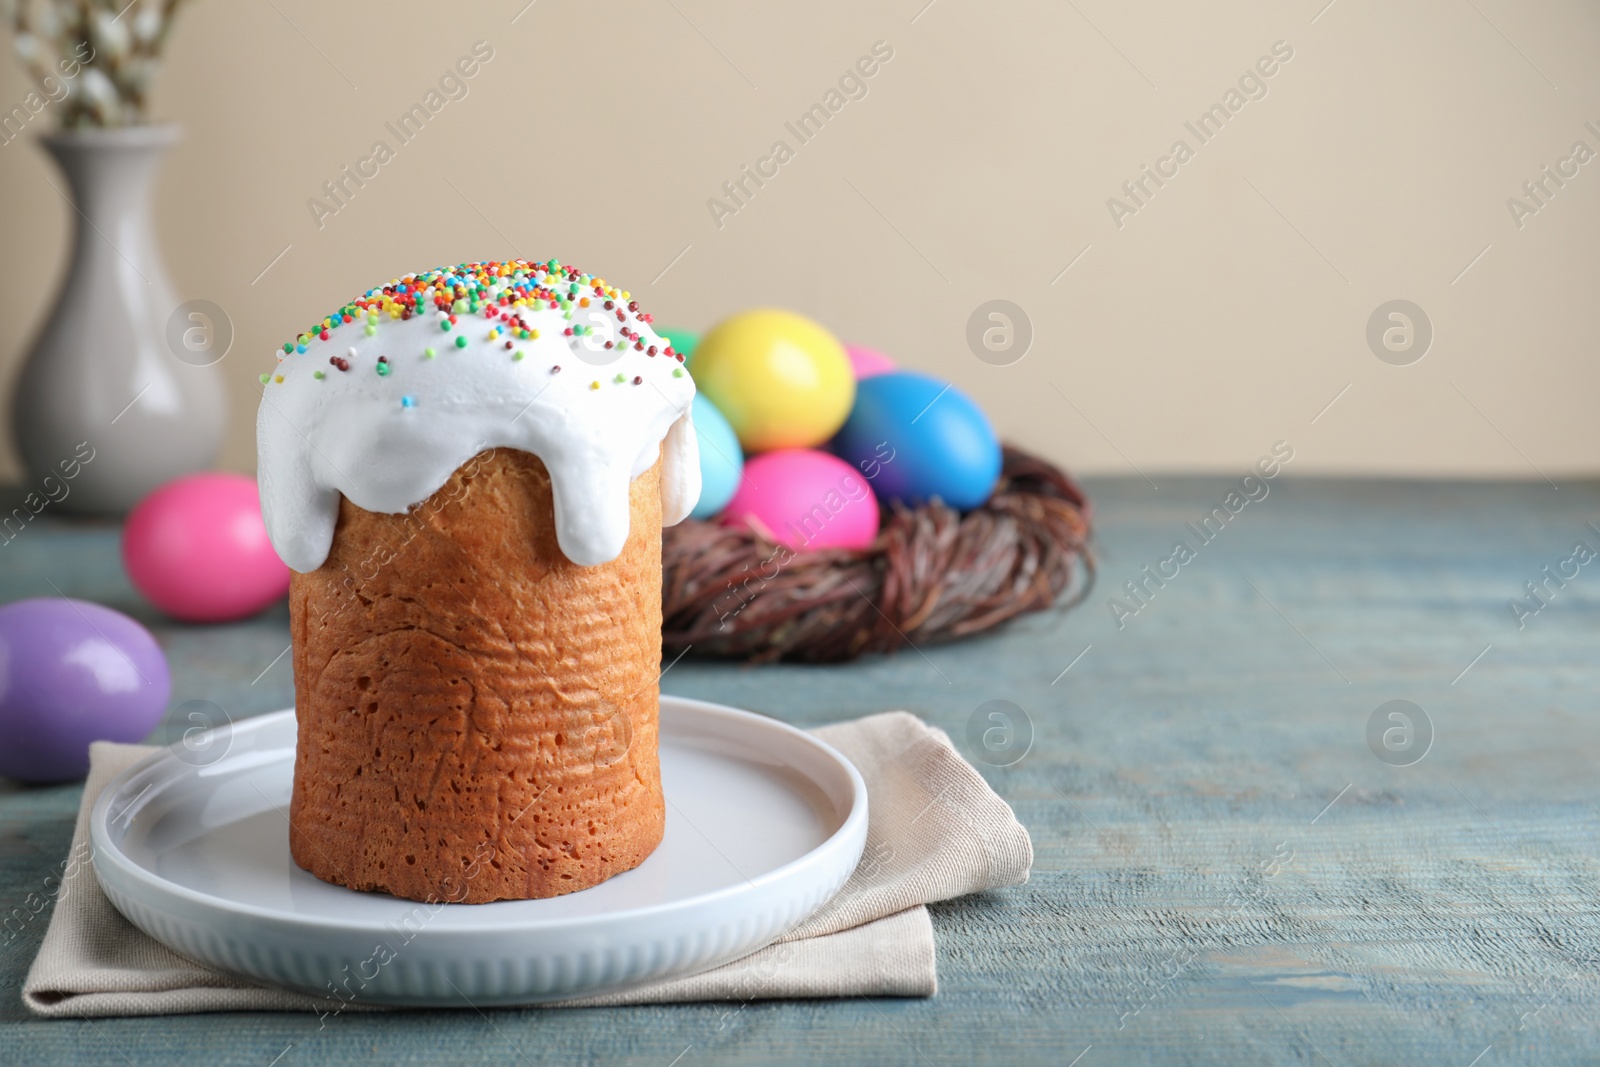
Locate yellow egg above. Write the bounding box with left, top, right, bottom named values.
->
left=692, top=309, right=855, bottom=452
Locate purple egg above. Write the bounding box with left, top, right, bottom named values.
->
left=0, top=598, right=171, bottom=783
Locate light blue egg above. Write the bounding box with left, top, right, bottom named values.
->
left=829, top=371, right=1001, bottom=510
left=691, top=392, right=744, bottom=519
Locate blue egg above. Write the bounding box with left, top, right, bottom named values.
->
left=830, top=371, right=1001, bottom=510
left=690, top=392, right=744, bottom=519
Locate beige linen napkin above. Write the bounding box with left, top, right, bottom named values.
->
left=24, top=711, right=1032, bottom=1017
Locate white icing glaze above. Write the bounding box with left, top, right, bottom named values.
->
left=255, top=264, right=699, bottom=573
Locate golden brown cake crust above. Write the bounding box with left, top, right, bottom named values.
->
left=287, top=448, right=665, bottom=904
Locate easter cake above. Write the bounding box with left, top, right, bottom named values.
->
left=255, top=259, right=699, bottom=904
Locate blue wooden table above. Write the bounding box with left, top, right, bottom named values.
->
left=3, top=476, right=1598, bottom=1066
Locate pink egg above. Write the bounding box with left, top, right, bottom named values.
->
left=721, top=449, right=881, bottom=552
left=122, top=473, right=291, bottom=623
left=844, top=344, right=895, bottom=380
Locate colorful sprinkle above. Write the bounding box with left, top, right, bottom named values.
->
left=258, top=373, right=271, bottom=384
left=401, top=395, right=415, bottom=408
left=270, top=259, right=687, bottom=397
left=313, top=370, right=325, bottom=380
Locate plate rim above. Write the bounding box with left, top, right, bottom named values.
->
left=90, top=695, right=868, bottom=936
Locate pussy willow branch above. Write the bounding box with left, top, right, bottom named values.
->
left=7, top=0, right=191, bottom=126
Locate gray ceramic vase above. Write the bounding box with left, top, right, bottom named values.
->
left=11, top=124, right=225, bottom=515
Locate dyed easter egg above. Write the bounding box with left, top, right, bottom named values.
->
left=721, top=449, right=880, bottom=552
left=659, top=328, right=698, bottom=365
left=844, top=344, right=895, bottom=380
left=0, top=598, right=171, bottom=782
left=691, top=310, right=855, bottom=452
left=123, top=473, right=291, bottom=622
left=830, top=371, right=1002, bottom=511
left=690, top=393, right=744, bottom=520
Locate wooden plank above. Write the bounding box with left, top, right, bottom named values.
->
left=3, top=477, right=1599, bottom=1064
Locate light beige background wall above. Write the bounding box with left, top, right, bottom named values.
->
left=1, top=0, right=1596, bottom=480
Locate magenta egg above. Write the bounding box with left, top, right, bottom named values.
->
left=122, top=473, right=291, bottom=623
left=844, top=344, right=896, bottom=380
left=0, top=598, right=171, bottom=782
left=721, top=449, right=881, bottom=552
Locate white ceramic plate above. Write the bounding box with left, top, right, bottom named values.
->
left=90, top=696, right=867, bottom=1006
